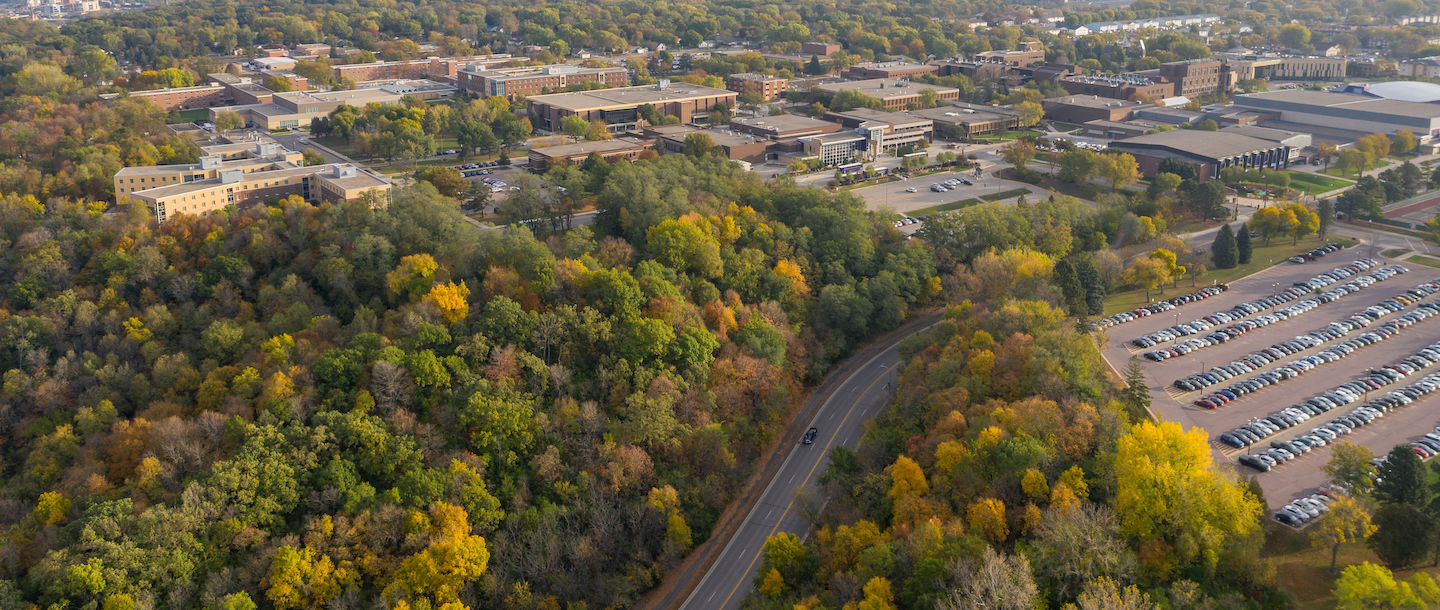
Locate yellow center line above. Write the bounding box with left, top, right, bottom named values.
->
left=717, top=367, right=891, bottom=608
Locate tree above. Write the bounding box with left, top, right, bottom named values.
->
left=1058, top=149, right=1099, bottom=184
left=1016, top=101, right=1044, bottom=128
left=1391, top=129, right=1418, bottom=156
left=1278, top=23, right=1313, bottom=48
left=1356, top=133, right=1392, bottom=166
left=264, top=76, right=295, bottom=92
left=1311, top=497, right=1377, bottom=573
left=1121, top=356, right=1150, bottom=412
left=1326, top=441, right=1379, bottom=496
left=456, top=121, right=499, bottom=157
left=215, top=112, right=244, bottom=131
left=1122, top=257, right=1170, bottom=300
left=1369, top=503, right=1434, bottom=569
left=1077, top=259, right=1106, bottom=315
left=1249, top=206, right=1296, bottom=245
left=1148, top=172, right=1182, bottom=199
left=1335, top=562, right=1427, bottom=609
left=301, top=149, right=326, bottom=166
left=807, top=54, right=825, bottom=75
left=967, top=498, right=1009, bottom=544
left=1283, top=202, right=1320, bottom=244
left=1112, top=421, right=1262, bottom=577
left=414, top=167, right=468, bottom=198
left=1375, top=445, right=1431, bottom=508
left=1001, top=140, right=1034, bottom=171
left=682, top=132, right=716, bottom=157
left=1319, top=198, right=1334, bottom=239
left=560, top=115, right=591, bottom=138
left=1098, top=153, right=1141, bottom=190
left=384, top=503, right=490, bottom=605
left=1053, top=260, right=1086, bottom=316
left=584, top=121, right=611, bottom=141
left=1211, top=224, right=1238, bottom=269
left=1236, top=222, right=1253, bottom=264
left=944, top=547, right=1040, bottom=610
left=1074, top=577, right=1156, bottom=610
left=1335, top=149, right=1368, bottom=178
left=1316, top=143, right=1338, bottom=170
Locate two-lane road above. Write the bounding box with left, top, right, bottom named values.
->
left=677, top=331, right=915, bottom=610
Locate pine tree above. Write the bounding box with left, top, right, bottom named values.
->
left=1236, top=221, right=1253, bottom=264
left=1211, top=223, right=1238, bottom=269
left=1375, top=445, right=1431, bottom=508
left=807, top=55, right=824, bottom=75
left=1053, top=260, right=1087, bottom=317
left=1318, top=199, right=1334, bottom=239
left=1077, top=260, right=1105, bottom=315
left=1121, top=356, right=1151, bottom=412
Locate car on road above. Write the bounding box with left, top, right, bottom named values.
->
left=802, top=427, right=818, bottom=445
left=904, top=187, right=917, bottom=193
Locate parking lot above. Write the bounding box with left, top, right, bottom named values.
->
left=1097, top=252, right=1440, bottom=511
left=847, top=170, right=1047, bottom=215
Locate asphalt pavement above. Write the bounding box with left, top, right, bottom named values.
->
left=677, top=329, right=911, bottom=610
left=1098, top=252, right=1440, bottom=509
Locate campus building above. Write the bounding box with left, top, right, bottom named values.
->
left=810, top=78, right=961, bottom=110
left=906, top=103, right=1020, bottom=139
left=208, top=82, right=454, bottom=130
left=1106, top=129, right=1295, bottom=182
left=457, top=64, right=628, bottom=98
left=122, top=84, right=228, bottom=110
left=1232, top=89, right=1440, bottom=138
left=728, top=114, right=843, bottom=140
left=1159, top=59, right=1230, bottom=98
left=524, top=82, right=738, bottom=134
left=331, top=55, right=516, bottom=84
left=725, top=72, right=789, bottom=100
left=1224, top=54, right=1349, bottom=81
left=824, top=108, right=934, bottom=154
left=115, top=141, right=390, bottom=223
left=841, top=61, right=939, bottom=80
left=1059, top=73, right=1173, bottom=101
left=526, top=138, right=653, bottom=172
left=974, top=41, right=1046, bottom=67
left=1041, top=95, right=1151, bottom=124
left=800, top=131, right=868, bottom=166
left=802, top=42, right=841, bottom=56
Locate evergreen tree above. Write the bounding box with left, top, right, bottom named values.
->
left=1053, top=260, right=1086, bottom=317
left=1318, top=199, right=1334, bottom=239
left=1121, top=356, right=1151, bottom=413
left=807, top=55, right=824, bottom=75
left=1211, top=224, right=1238, bottom=269
left=1369, top=503, right=1433, bottom=568
left=1236, top=221, right=1253, bottom=264
left=1077, top=260, right=1105, bottom=316
left=1375, top=445, right=1431, bottom=508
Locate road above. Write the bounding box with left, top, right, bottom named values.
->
left=673, top=321, right=926, bottom=610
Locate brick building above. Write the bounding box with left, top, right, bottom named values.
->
left=1158, top=59, right=1229, bottom=98
left=525, top=82, right=738, bottom=134
left=1059, top=74, right=1173, bottom=102
left=457, top=64, right=628, bottom=98
left=841, top=61, right=939, bottom=80
left=527, top=138, right=652, bottom=172
left=725, top=72, right=789, bottom=100
left=124, top=85, right=228, bottom=110
left=811, top=78, right=961, bottom=110
left=974, top=41, right=1046, bottom=67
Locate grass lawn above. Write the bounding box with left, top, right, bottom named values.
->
left=909, top=188, right=1031, bottom=216
left=1382, top=248, right=1411, bottom=258
left=1284, top=171, right=1354, bottom=195
left=1101, top=235, right=1359, bottom=315
left=1406, top=254, right=1440, bottom=269
left=167, top=108, right=209, bottom=124
left=969, top=129, right=1042, bottom=143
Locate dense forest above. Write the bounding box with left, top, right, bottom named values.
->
left=0, top=153, right=934, bottom=607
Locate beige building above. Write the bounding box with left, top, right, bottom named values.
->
left=842, top=62, right=939, bottom=80
left=527, top=138, right=653, bottom=172
left=811, top=78, right=960, bottom=110
left=208, top=82, right=453, bottom=130
left=1226, top=55, right=1349, bottom=81
left=525, top=82, right=738, bottom=134
left=113, top=141, right=303, bottom=199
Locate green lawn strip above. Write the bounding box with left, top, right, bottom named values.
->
left=167, top=108, right=210, bottom=124
left=980, top=187, right=1032, bottom=201
left=911, top=198, right=982, bottom=216
left=1382, top=248, right=1411, bottom=258
left=1100, top=235, right=1358, bottom=315
left=1405, top=254, right=1440, bottom=268
left=1282, top=171, right=1353, bottom=194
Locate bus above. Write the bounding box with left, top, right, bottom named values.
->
left=838, top=162, right=864, bottom=175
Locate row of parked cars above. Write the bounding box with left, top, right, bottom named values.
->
left=1288, top=242, right=1345, bottom=264
left=1131, top=262, right=1377, bottom=350
left=1225, top=341, right=1440, bottom=468
left=1403, top=427, right=1440, bottom=460
left=1195, top=300, right=1440, bottom=409
left=1090, top=285, right=1229, bottom=331
left=1274, top=490, right=1338, bottom=527
left=1140, top=262, right=1402, bottom=362
left=1175, top=281, right=1440, bottom=397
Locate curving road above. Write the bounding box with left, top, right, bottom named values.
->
left=673, top=320, right=930, bottom=610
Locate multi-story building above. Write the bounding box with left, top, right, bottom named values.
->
left=1041, top=95, right=1151, bottom=124
left=527, top=138, right=653, bottom=172
left=457, top=64, right=628, bottom=98
left=332, top=55, right=516, bottom=84
left=654, top=127, right=771, bottom=163
left=1223, top=54, right=1349, bottom=81
left=728, top=114, right=843, bottom=140
left=725, top=72, right=789, bottom=100
left=907, top=103, right=1021, bottom=139
left=1158, top=59, right=1229, bottom=98
left=802, top=42, right=841, bottom=57
left=841, top=61, right=939, bottom=80
left=1107, top=129, right=1295, bottom=182
left=525, top=82, right=738, bottom=134
left=823, top=108, right=934, bottom=155
left=123, top=85, right=228, bottom=110
left=210, top=82, right=454, bottom=130
left=811, top=78, right=961, bottom=110
left=1059, top=74, right=1173, bottom=102
left=1233, top=89, right=1440, bottom=138
left=974, top=41, right=1046, bottom=67
left=801, top=131, right=868, bottom=165
left=1400, top=56, right=1440, bottom=78
left=115, top=140, right=390, bottom=223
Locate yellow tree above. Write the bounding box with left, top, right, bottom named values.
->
left=426, top=281, right=471, bottom=323
left=1121, top=257, right=1171, bottom=300
left=850, top=576, right=896, bottom=610
left=1099, top=153, right=1141, bottom=190
left=888, top=455, right=931, bottom=526
left=1148, top=249, right=1185, bottom=287
left=1282, top=202, right=1320, bottom=244
left=387, top=253, right=440, bottom=301
left=1310, top=497, right=1376, bottom=573
left=1021, top=468, right=1050, bottom=503
left=1334, top=562, right=1426, bottom=610
left=967, top=498, right=1009, bottom=544
left=1112, top=421, right=1262, bottom=578
left=384, top=503, right=490, bottom=606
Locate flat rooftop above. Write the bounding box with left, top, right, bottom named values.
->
left=274, top=88, right=402, bottom=106
left=1045, top=95, right=1152, bottom=110
left=730, top=114, right=837, bottom=134
left=828, top=108, right=932, bottom=126
left=133, top=164, right=384, bottom=198
left=527, top=84, right=736, bottom=111
left=907, top=105, right=1013, bottom=123
left=114, top=156, right=287, bottom=177
left=1112, top=130, right=1287, bottom=159
left=1236, top=89, right=1440, bottom=118
left=813, top=78, right=959, bottom=99
left=529, top=138, right=650, bottom=157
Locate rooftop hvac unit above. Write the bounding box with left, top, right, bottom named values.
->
left=199, top=155, right=222, bottom=170
left=219, top=169, right=244, bottom=184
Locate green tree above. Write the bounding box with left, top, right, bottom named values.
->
left=1311, top=497, right=1376, bottom=573
left=1053, top=260, right=1086, bottom=316
left=1369, top=504, right=1433, bottom=569
left=1375, top=445, right=1431, bottom=507
left=1278, top=23, right=1312, bottom=48
left=1001, top=140, right=1035, bottom=171
left=1326, top=441, right=1378, bottom=496
left=1121, top=356, right=1149, bottom=412
left=1211, top=223, right=1237, bottom=269
left=1319, top=198, right=1334, bottom=239
left=560, top=114, right=591, bottom=138
left=682, top=132, right=716, bottom=157
left=1235, top=222, right=1253, bottom=264
left=1335, top=562, right=1427, bottom=608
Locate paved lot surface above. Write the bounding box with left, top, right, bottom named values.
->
left=847, top=170, right=1047, bottom=215
left=1098, top=253, right=1440, bottom=509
